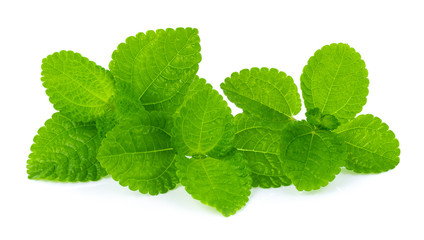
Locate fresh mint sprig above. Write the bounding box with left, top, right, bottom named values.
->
left=27, top=28, right=400, bottom=216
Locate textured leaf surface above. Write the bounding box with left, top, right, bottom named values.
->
left=109, top=28, right=201, bottom=114
left=173, top=76, right=206, bottom=115
left=113, top=87, right=148, bottom=118
left=97, top=112, right=178, bottom=195
left=172, top=81, right=234, bottom=157
left=234, top=113, right=291, bottom=188
left=221, top=67, right=301, bottom=121
left=27, top=113, right=106, bottom=181
left=96, top=110, right=118, bottom=139
left=42, top=51, right=115, bottom=122
left=176, top=153, right=251, bottom=217
left=96, top=97, right=148, bottom=139
left=281, top=121, right=346, bottom=191
left=334, top=114, right=400, bottom=173
left=305, top=108, right=340, bottom=130
left=300, top=43, right=369, bottom=123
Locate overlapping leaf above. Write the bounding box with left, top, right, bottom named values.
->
left=176, top=152, right=251, bottom=217
left=221, top=67, right=301, bottom=121
left=234, top=113, right=291, bottom=188
left=109, top=28, right=202, bottom=114
left=280, top=121, right=347, bottom=191
left=305, top=108, right=340, bottom=130
left=27, top=113, right=106, bottom=181
left=28, top=31, right=402, bottom=217
left=334, top=114, right=400, bottom=173
left=300, top=43, right=369, bottom=123
left=96, top=96, right=148, bottom=139
left=97, top=112, right=178, bottom=195
left=172, top=80, right=234, bottom=157
left=41, top=51, right=115, bottom=122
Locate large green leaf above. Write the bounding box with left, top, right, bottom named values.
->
left=234, top=113, right=291, bottom=188
left=41, top=51, right=115, bottom=122
left=27, top=113, right=106, bottom=181
left=172, top=80, right=234, bottom=157
left=176, top=152, right=251, bottom=217
left=300, top=43, right=369, bottom=123
left=334, top=114, right=400, bottom=173
left=97, top=112, right=178, bottom=195
left=221, top=67, right=301, bottom=121
left=109, top=28, right=202, bottom=114
left=281, top=121, right=346, bottom=191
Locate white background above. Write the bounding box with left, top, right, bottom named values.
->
left=1, top=0, right=423, bottom=239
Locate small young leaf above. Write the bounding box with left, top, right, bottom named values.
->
left=234, top=113, right=291, bottom=188
left=301, top=43, right=369, bottom=123
left=305, top=108, right=340, bottom=130
left=172, top=80, right=234, bottom=157
left=334, top=114, right=400, bottom=173
left=221, top=67, right=301, bottom=121
left=109, top=28, right=202, bottom=114
left=42, top=51, right=115, bottom=122
left=176, top=152, right=251, bottom=217
left=97, top=112, right=178, bottom=195
left=281, top=121, right=346, bottom=191
left=96, top=95, right=148, bottom=139
left=27, top=113, right=106, bottom=181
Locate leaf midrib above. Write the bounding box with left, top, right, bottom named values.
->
left=225, top=88, right=292, bottom=119
left=44, top=62, right=110, bottom=104
left=98, top=148, right=174, bottom=158
left=137, top=31, right=196, bottom=101
left=321, top=47, right=347, bottom=113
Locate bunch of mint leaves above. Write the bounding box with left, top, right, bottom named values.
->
left=27, top=28, right=400, bottom=216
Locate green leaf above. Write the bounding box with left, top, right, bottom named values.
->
left=97, top=112, right=178, bottom=195
left=113, top=86, right=148, bottom=118
left=176, top=152, right=251, bottom=217
left=172, top=80, right=234, bottom=157
left=221, top=67, right=301, bottom=121
left=280, top=121, right=346, bottom=191
left=234, top=113, right=291, bottom=188
left=300, top=43, right=369, bottom=123
left=109, top=28, right=202, bottom=114
left=27, top=113, right=106, bottom=181
left=305, top=108, right=340, bottom=130
left=96, top=110, right=118, bottom=139
left=42, top=51, right=115, bottom=122
left=96, top=95, right=148, bottom=139
left=183, top=76, right=207, bottom=104
left=173, top=76, right=206, bottom=115
left=334, top=114, right=400, bottom=173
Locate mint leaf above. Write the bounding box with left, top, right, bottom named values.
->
left=305, top=108, right=322, bottom=126
left=176, top=152, right=251, bottom=217
left=334, top=114, right=400, bottom=173
left=96, top=110, right=118, bottom=138
left=113, top=87, right=148, bottom=118
left=172, top=80, right=234, bottom=157
left=96, top=95, right=148, bottom=139
left=221, top=67, right=301, bottom=121
left=97, top=112, right=178, bottom=195
left=281, top=121, right=346, bottom=191
left=234, top=113, right=291, bottom=188
left=305, top=108, right=340, bottom=130
left=300, top=43, right=369, bottom=123
left=27, top=113, right=106, bottom=181
left=42, top=51, right=115, bottom=122
left=109, top=28, right=202, bottom=114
